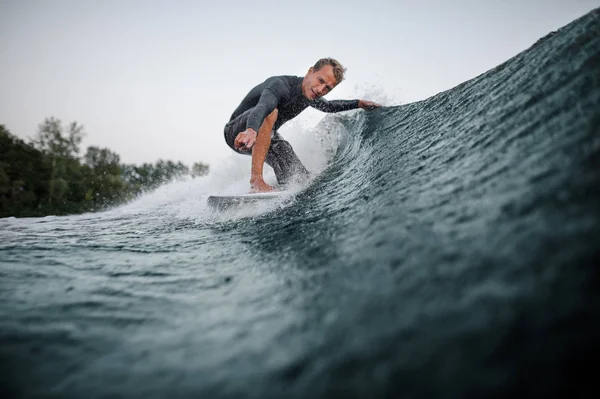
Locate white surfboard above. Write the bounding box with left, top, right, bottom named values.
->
left=207, top=191, right=288, bottom=210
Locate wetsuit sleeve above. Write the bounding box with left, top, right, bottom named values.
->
left=245, top=89, right=279, bottom=132
left=310, top=98, right=360, bottom=113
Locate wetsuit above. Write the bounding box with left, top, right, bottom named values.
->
left=224, top=75, right=359, bottom=185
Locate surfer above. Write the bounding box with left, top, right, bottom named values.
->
left=223, top=58, right=381, bottom=192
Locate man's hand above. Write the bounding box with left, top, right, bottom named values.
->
left=234, top=128, right=258, bottom=151
left=250, top=175, right=275, bottom=193
left=358, top=100, right=381, bottom=110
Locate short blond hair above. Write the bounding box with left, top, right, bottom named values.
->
left=313, top=58, right=346, bottom=83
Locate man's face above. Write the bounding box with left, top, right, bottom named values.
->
left=302, top=65, right=338, bottom=100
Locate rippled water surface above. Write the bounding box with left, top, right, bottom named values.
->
left=2, top=9, right=600, bottom=399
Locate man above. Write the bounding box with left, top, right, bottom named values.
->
left=223, top=58, right=381, bottom=192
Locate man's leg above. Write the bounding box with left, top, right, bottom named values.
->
left=265, top=132, right=310, bottom=186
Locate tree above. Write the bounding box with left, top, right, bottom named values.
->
left=32, top=118, right=85, bottom=206
left=85, top=146, right=121, bottom=175
left=0, top=125, right=49, bottom=216
left=33, top=117, right=84, bottom=158
left=191, top=162, right=209, bottom=177
left=84, top=146, right=124, bottom=207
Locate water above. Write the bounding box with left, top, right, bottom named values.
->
left=2, top=9, right=600, bottom=399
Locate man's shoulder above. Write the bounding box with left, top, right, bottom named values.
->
left=264, top=75, right=301, bottom=86
left=262, top=75, right=302, bottom=96
left=266, top=74, right=301, bottom=81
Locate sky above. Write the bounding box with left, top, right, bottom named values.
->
left=1, top=0, right=598, bottom=168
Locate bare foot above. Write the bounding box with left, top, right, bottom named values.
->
left=250, top=176, right=275, bottom=193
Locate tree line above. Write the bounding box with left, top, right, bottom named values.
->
left=0, top=118, right=209, bottom=218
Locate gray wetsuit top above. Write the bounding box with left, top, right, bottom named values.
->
left=228, top=75, right=360, bottom=132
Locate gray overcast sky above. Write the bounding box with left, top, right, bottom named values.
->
left=1, top=0, right=598, bottom=167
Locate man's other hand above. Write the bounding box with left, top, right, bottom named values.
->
left=358, top=100, right=382, bottom=110
left=234, top=129, right=258, bottom=151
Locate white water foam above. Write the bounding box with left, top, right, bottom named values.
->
left=106, top=120, right=344, bottom=222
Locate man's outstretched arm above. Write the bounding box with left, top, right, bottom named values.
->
left=310, top=98, right=381, bottom=113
